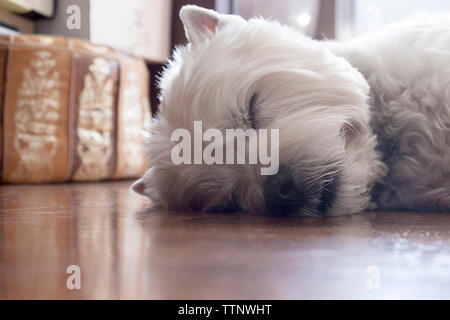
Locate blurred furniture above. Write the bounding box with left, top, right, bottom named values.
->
left=0, top=0, right=54, bottom=18
left=0, top=8, right=34, bottom=33
left=0, top=0, right=173, bottom=116
left=232, top=0, right=337, bottom=39
left=233, top=0, right=321, bottom=37
left=90, top=0, right=171, bottom=63
left=31, top=0, right=173, bottom=62
left=34, top=0, right=89, bottom=39
left=0, top=34, right=151, bottom=183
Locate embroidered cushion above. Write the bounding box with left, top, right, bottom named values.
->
left=0, top=35, right=151, bottom=183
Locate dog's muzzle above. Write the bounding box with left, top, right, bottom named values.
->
left=263, top=168, right=302, bottom=216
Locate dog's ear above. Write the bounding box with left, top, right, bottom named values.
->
left=341, top=119, right=367, bottom=149
left=131, top=178, right=146, bottom=196
left=179, top=5, right=223, bottom=45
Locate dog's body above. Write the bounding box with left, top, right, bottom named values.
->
left=326, top=15, right=450, bottom=212
left=133, top=6, right=450, bottom=216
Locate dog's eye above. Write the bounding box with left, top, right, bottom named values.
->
left=248, top=93, right=258, bottom=129
left=341, top=121, right=363, bottom=147
left=316, top=172, right=339, bottom=216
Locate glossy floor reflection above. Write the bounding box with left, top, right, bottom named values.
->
left=0, top=181, right=449, bottom=299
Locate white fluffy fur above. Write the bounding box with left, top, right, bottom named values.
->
left=133, top=6, right=450, bottom=216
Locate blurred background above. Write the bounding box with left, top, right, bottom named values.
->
left=0, top=0, right=449, bottom=113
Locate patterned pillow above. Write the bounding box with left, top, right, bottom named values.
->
left=0, top=35, right=151, bottom=183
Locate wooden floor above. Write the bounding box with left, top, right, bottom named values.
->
left=0, top=181, right=449, bottom=299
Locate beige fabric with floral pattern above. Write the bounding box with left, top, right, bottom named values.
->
left=0, top=35, right=151, bottom=183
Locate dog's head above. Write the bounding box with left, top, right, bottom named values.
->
left=133, top=5, right=386, bottom=216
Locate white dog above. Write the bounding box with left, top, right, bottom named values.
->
left=133, top=5, right=450, bottom=216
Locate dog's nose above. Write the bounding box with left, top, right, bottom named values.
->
left=264, top=168, right=302, bottom=215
